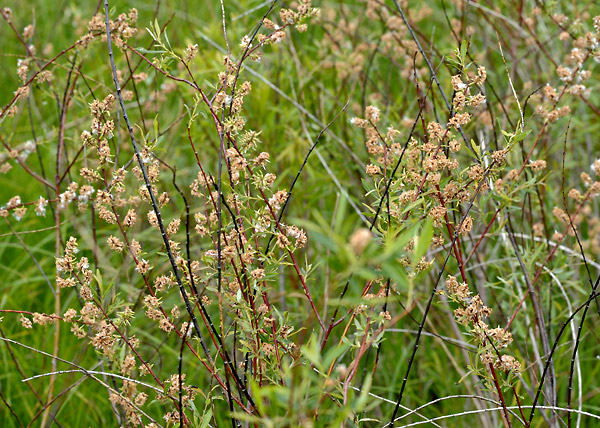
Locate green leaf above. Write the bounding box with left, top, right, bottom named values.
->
left=460, top=40, right=468, bottom=63
left=301, top=335, right=322, bottom=370
left=153, top=18, right=161, bottom=38
left=471, top=138, right=481, bottom=159
left=135, top=47, right=166, bottom=54
left=412, top=217, right=433, bottom=265
left=199, top=408, right=212, bottom=428
left=381, top=260, right=408, bottom=287
left=145, top=27, right=157, bottom=42
left=457, top=368, right=474, bottom=384
left=323, top=342, right=349, bottom=367
left=163, top=28, right=171, bottom=50
left=94, top=269, right=103, bottom=295
left=354, top=373, right=372, bottom=412
left=333, top=193, right=348, bottom=236
left=153, top=114, right=160, bottom=148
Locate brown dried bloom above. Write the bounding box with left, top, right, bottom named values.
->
left=529, top=159, right=547, bottom=172
left=492, top=149, right=507, bottom=165
left=33, top=312, right=56, bottom=326
left=147, top=211, right=159, bottom=228
left=287, top=225, right=307, bottom=247
left=495, top=354, right=522, bottom=374
left=277, top=233, right=291, bottom=248
left=480, top=353, right=495, bottom=365
left=350, top=228, right=372, bottom=254
left=253, top=152, right=270, bottom=168
left=467, top=164, right=484, bottom=181
left=365, top=105, right=380, bottom=123
left=1, top=7, right=12, bottom=21
left=451, top=75, right=467, bottom=91
left=556, top=65, right=573, bottom=82
left=135, top=259, right=152, bottom=275
left=70, top=324, right=86, bottom=338
left=56, top=277, right=76, bottom=288
left=154, top=275, right=173, bottom=292
left=107, top=235, right=124, bottom=252
left=467, top=93, right=486, bottom=107
left=135, top=392, right=148, bottom=406
left=429, top=205, right=446, bottom=226
left=183, top=43, right=198, bottom=63
left=123, top=209, right=137, bottom=227
left=133, top=72, right=147, bottom=83
left=23, top=24, right=34, bottom=39
left=453, top=92, right=466, bottom=110
left=80, top=284, right=93, bottom=301
left=454, top=295, right=492, bottom=325
left=568, top=188, right=582, bottom=200
left=488, top=327, right=513, bottom=348
left=448, top=112, right=471, bottom=129
left=366, top=164, right=381, bottom=176
left=546, top=106, right=570, bottom=123
left=445, top=275, right=471, bottom=301
left=167, top=219, right=181, bottom=235
left=506, top=169, right=519, bottom=181
left=251, top=268, right=265, bottom=280
left=442, top=141, right=458, bottom=155
left=20, top=315, right=33, bottom=329
left=263, top=173, right=276, bottom=187
left=92, top=321, right=116, bottom=354
left=472, top=66, right=487, bottom=85
left=427, top=122, right=445, bottom=142
left=459, top=216, right=473, bottom=235
left=159, top=318, right=174, bottom=333
left=350, top=117, right=369, bottom=128
left=256, top=304, right=269, bottom=316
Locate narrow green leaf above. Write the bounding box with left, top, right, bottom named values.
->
left=413, top=217, right=433, bottom=264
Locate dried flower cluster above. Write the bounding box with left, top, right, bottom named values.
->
left=445, top=275, right=522, bottom=376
